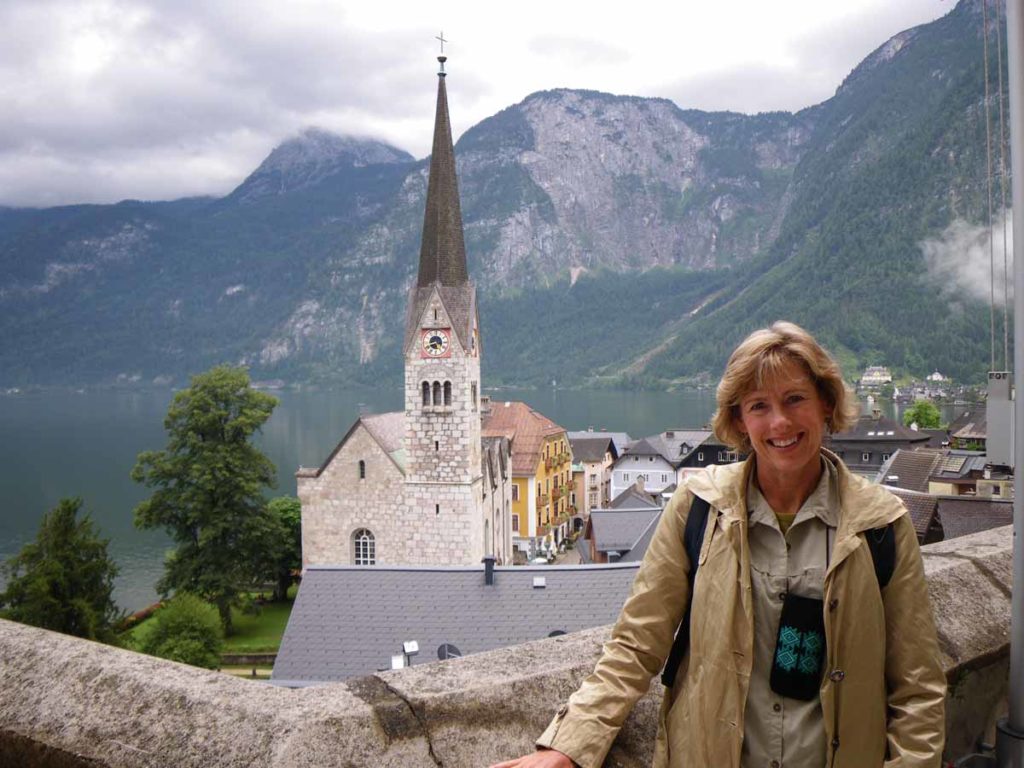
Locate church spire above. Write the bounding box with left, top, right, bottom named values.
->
left=416, top=54, right=468, bottom=287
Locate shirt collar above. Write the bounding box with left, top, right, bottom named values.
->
left=746, top=456, right=840, bottom=529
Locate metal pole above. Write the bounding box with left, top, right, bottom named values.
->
left=999, top=0, right=1024, bottom=764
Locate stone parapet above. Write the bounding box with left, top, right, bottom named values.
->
left=0, top=526, right=1014, bottom=767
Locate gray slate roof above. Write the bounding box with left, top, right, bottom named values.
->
left=618, top=512, right=663, bottom=563
left=588, top=509, right=662, bottom=552
left=609, top=485, right=661, bottom=509
left=568, top=435, right=618, bottom=463
left=622, top=430, right=714, bottom=467
left=568, top=430, right=632, bottom=458
left=937, top=496, right=1013, bottom=540
left=272, top=563, right=639, bottom=686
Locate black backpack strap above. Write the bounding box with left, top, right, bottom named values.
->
left=661, top=494, right=711, bottom=688
left=864, top=523, right=896, bottom=590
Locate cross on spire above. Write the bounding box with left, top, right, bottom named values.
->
left=435, top=31, right=448, bottom=54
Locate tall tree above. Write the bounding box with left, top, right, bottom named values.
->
left=268, top=496, right=302, bottom=601
left=132, top=365, right=279, bottom=632
left=0, top=497, right=121, bottom=642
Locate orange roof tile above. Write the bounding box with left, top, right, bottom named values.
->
left=482, top=401, right=565, bottom=476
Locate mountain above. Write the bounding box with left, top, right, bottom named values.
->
left=0, top=0, right=1008, bottom=389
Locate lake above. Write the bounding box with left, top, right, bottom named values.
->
left=1, top=385, right=735, bottom=611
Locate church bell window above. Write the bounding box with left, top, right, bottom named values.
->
left=422, top=381, right=430, bottom=407
left=443, top=381, right=452, bottom=406
left=358, top=460, right=366, bottom=480
left=432, top=381, right=442, bottom=405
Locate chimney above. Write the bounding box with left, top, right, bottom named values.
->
left=482, top=555, right=496, bottom=585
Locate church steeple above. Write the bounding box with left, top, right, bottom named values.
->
left=416, top=55, right=469, bottom=288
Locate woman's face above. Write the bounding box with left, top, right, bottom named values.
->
left=734, top=359, right=830, bottom=482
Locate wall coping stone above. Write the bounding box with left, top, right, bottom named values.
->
left=0, top=525, right=1013, bottom=767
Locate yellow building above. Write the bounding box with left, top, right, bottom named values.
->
left=482, top=399, right=572, bottom=560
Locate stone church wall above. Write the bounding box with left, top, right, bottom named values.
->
left=297, top=424, right=405, bottom=568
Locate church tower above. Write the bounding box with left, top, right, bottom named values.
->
left=402, top=54, right=484, bottom=561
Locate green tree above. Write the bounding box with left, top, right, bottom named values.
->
left=0, top=497, right=121, bottom=642
left=902, top=399, right=942, bottom=429
left=132, top=365, right=279, bottom=632
left=140, top=593, right=224, bottom=669
left=268, top=496, right=302, bottom=602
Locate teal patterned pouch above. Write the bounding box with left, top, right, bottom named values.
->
left=770, top=592, right=825, bottom=701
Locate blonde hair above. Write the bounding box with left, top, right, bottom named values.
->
left=712, top=321, right=859, bottom=453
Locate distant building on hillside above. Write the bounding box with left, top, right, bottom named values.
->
left=858, top=366, right=893, bottom=391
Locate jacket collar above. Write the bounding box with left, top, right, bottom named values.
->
left=685, top=448, right=905, bottom=539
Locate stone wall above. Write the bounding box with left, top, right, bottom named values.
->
left=297, top=422, right=404, bottom=568
left=0, top=526, right=1014, bottom=768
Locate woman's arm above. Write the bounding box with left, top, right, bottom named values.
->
left=881, top=513, right=947, bottom=767
left=526, top=488, right=697, bottom=768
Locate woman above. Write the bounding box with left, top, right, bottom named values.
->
left=491, top=322, right=946, bottom=768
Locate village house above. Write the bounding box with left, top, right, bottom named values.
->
left=579, top=487, right=662, bottom=564
left=609, top=429, right=733, bottom=500
left=482, top=399, right=571, bottom=560
left=566, top=431, right=621, bottom=523
left=295, top=55, right=512, bottom=569
left=825, top=408, right=931, bottom=476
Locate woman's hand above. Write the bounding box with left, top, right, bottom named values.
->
left=488, top=747, right=575, bottom=768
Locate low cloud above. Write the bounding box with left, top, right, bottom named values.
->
left=919, top=212, right=1014, bottom=305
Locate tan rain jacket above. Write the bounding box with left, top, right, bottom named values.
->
left=537, top=450, right=946, bottom=768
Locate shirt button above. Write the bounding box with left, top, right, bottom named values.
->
left=773, top=703, right=782, bottom=713
left=771, top=761, right=781, bottom=768
left=829, top=669, right=846, bottom=682
left=778, top=592, right=787, bottom=601
left=828, top=598, right=839, bottom=611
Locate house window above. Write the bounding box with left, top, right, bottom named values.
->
left=358, top=460, right=366, bottom=480
left=697, top=452, right=704, bottom=462
left=882, top=453, right=891, bottom=462
left=662, top=474, right=667, bottom=483
left=435, top=504, right=440, bottom=515
left=443, top=381, right=452, bottom=406
left=352, top=529, right=375, bottom=565
left=862, top=452, right=871, bottom=463
left=512, top=514, right=519, bottom=532
left=421, top=381, right=430, bottom=406
left=512, top=484, right=520, bottom=502
left=471, top=383, right=478, bottom=410
left=432, top=381, right=442, bottom=405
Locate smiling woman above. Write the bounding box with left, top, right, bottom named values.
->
left=491, top=322, right=946, bottom=768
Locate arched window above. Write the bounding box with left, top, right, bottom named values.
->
left=358, top=460, right=366, bottom=480
left=443, top=381, right=452, bottom=406
left=352, top=528, right=375, bottom=565
left=422, top=381, right=430, bottom=406
left=432, top=381, right=442, bottom=406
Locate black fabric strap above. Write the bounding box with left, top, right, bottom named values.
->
left=661, top=495, right=711, bottom=688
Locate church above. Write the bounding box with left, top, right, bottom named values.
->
left=296, top=55, right=513, bottom=569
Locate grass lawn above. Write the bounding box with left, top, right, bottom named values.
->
left=222, top=600, right=294, bottom=654
left=125, top=595, right=295, bottom=655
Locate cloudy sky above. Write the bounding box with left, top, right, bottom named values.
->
left=0, top=0, right=954, bottom=208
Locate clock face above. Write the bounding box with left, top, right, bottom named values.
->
left=422, top=329, right=451, bottom=357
